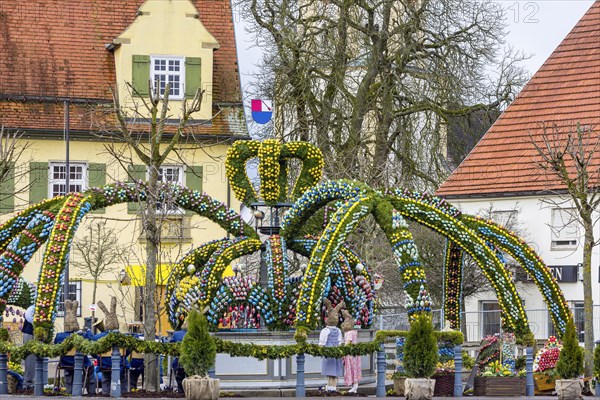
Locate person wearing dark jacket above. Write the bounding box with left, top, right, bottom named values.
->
left=21, top=305, right=35, bottom=390
left=170, top=329, right=187, bottom=392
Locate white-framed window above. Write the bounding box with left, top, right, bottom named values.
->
left=149, top=165, right=184, bottom=213
left=480, top=301, right=501, bottom=338
left=49, top=163, right=87, bottom=197
left=57, top=280, right=82, bottom=317
left=490, top=210, right=518, bottom=228
left=550, top=208, right=578, bottom=250
left=151, top=56, right=184, bottom=100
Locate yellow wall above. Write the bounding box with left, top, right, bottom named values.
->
left=113, top=0, right=219, bottom=120
left=5, top=137, right=239, bottom=333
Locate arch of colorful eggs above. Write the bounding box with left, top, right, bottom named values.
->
left=0, top=139, right=572, bottom=342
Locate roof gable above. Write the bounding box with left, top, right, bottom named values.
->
left=437, top=1, right=600, bottom=198
left=0, top=0, right=239, bottom=101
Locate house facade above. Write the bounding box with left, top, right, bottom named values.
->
left=0, top=0, right=248, bottom=334
left=436, top=1, right=600, bottom=342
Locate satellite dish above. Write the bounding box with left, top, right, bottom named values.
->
left=240, top=205, right=254, bottom=224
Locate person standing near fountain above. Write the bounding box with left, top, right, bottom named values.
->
left=21, top=305, right=35, bottom=390
left=341, top=309, right=361, bottom=394
left=319, top=299, right=345, bottom=393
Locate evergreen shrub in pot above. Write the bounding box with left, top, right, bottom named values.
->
left=555, top=318, right=583, bottom=400
left=404, top=313, right=439, bottom=400
left=179, top=310, right=220, bottom=400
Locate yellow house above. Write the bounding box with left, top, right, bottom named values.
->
left=0, top=0, right=247, bottom=335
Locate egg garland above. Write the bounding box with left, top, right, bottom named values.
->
left=226, top=140, right=325, bottom=206
left=297, top=195, right=374, bottom=328
left=464, top=215, right=570, bottom=337
left=533, top=336, right=562, bottom=372
left=443, top=241, right=464, bottom=330
left=385, top=193, right=532, bottom=338
left=0, top=137, right=572, bottom=351
left=404, top=285, right=433, bottom=317
left=265, top=235, right=288, bottom=318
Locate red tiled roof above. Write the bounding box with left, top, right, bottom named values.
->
left=0, top=0, right=245, bottom=136
left=437, top=1, right=600, bottom=198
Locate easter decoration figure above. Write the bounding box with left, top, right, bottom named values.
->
left=319, top=299, right=345, bottom=393
left=341, top=308, right=361, bottom=394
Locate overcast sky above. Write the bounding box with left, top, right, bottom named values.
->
left=232, top=1, right=595, bottom=111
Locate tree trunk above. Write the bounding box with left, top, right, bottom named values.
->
left=143, top=165, right=160, bottom=391
left=92, top=281, right=97, bottom=334
left=582, top=218, right=594, bottom=377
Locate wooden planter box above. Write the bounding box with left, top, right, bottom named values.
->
left=474, top=376, right=525, bottom=396
left=432, top=373, right=455, bottom=397
left=534, top=372, right=556, bottom=393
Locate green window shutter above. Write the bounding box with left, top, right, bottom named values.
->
left=185, top=57, right=202, bottom=99
left=127, top=164, right=147, bottom=214
left=0, top=163, right=14, bottom=213
left=29, top=162, right=48, bottom=205
left=88, top=163, right=106, bottom=214
left=185, top=166, right=203, bottom=215
left=132, top=55, right=150, bottom=96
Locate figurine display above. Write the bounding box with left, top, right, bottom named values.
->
left=341, top=309, right=361, bottom=393
left=319, top=299, right=345, bottom=393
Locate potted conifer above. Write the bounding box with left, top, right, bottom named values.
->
left=179, top=310, right=220, bottom=400
left=403, top=313, right=438, bottom=400
left=555, top=318, right=583, bottom=400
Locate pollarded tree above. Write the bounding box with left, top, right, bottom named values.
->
left=103, top=83, right=203, bottom=391
left=532, top=122, right=599, bottom=377
left=241, top=0, right=528, bottom=190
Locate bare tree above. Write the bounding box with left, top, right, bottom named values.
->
left=102, top=83, right=203, bottom=391
left=71, top=220, right=129, bottom=332
left=240, top=0, right=528, bottom=190
left=0, top=125, right=31, bottom=210
left=531, top=122, right=599, bottom=377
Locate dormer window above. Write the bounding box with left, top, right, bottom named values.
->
left=131, top=55, right=201, bottom=99
left=151, top=56, right=184, bottom=100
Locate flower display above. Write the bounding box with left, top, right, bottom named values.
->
left=480, top=360, right=516, bottom=377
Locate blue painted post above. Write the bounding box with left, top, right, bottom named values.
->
left=454, top=345, right=463, bottom=397
left=296, top=354, right=305, bottom=397
left=376, top=344, right=386, bottom=398
left=72, top=352, right=84, bottom=396
left=34, top=356, right=44, bottom=396
left=525, top=347, right=534, bottom=396
left=110, top=345, right=121, bottom=397
left=0, top=353, right=8, bottom=395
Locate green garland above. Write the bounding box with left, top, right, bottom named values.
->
left=375, top=330, right=464, bottom=346
left=0, top=330, right=462, bottom=361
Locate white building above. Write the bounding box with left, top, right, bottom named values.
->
left=436, top=1, right=600, bottom=342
